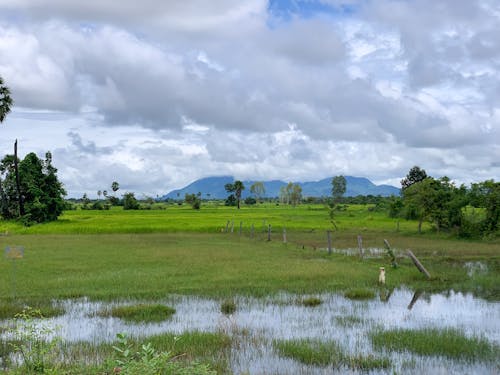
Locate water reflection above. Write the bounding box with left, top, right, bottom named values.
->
left=1, top=289, right=498, bottom=374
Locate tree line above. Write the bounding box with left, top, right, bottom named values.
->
left=392, top=166, right=499, bottom=238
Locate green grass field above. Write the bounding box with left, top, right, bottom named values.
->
left=0, top=203, right=424, bottom=234
left=0, top=204, right=498, bottom=302
left=0, top=203, right=498, bottom=374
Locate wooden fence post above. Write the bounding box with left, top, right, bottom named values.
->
left=230, top=220, right=234, bottom=233
left=383, top=239, right=398, bottom=268
left=357, top=235, right=363, bottom=259
left=283, top=227, right=287, bottom=243
left=225, top=221, right=229, bottom=233
left=267, top=224, right=272, bottom=241
left=407, top=250, right=431, bottom=279
left=239, top=221, right=243, bottom=236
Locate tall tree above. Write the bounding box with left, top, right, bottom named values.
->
left=279, top=185, right=288, bottom=204
left=250, top=181, right=265, bottom=202
left=224, top=180, right=245, bottom=209
left=0, top=76, right=13, bottom=123
left=0, top=151, right=66, bottom=223
left=0, top=77, right=13, bottom=218
left=401, top=166, right=427, bottom=190
left=331, top=175, right=346, bottom=204
left=290, top=184, right=302, bottom=207
left=402, top=178, right=432, bottom=233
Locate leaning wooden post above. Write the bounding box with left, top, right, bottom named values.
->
left=357, top=235, right=364, bottom=259
left=383, top=239, right=398, bottom=268
left=225, top=221, right=229, bottom=233
left=327, top=230, right=332, bottom=255
left=283, top=227, right=287, bottom=244
left=407, top=250, right=431, bottom=279
left=267, top=224, right=272, bottom=241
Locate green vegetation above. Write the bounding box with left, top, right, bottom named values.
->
left=1, top=231, right=497, bottom=302
left=398, top=166, right=500, bottom=237
left=370, top=328, right=500, bottom=361
left=0, top=301, right=63, bottom=320
left=7, top=308, right=61, bottom=374
left=97, top=304, right=176, bottom=323
left=112, top=333, right=215, bottom=375
left=220, top=299, right=237, bottom=315
left=273, top=338, right=390, bottom=370
left=344, top=288, right=376, bottom=300
left=334, top=315, right=364, bottom=327
left=1, top=329, right=231, bottom=374
left=0, top=150, right=66, bottom=225
left=0, top=200, right=498, bottom=374
left=301, top=296, right=323, bottom=307
left=0, top=203, right=498, bottom=302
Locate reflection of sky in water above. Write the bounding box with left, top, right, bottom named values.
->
left=1, top=289, right=499, bottom=374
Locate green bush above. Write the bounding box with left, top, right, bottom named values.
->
left=220, top=299, right=236, bottom=315
left=113, top=333, right=216, bottom=375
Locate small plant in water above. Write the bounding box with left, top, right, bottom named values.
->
left=100, top=303, right=176, bottom=323
left=273, top=338, right=390, bottom=370
left=8, top=307, right=61, bottom=373
left=301, top=297, right=323, bottom=307
left=344, top=288, right=376, bottom=300
left=112, top=332, right=215, bottom=375
left=220, top=299, right=237, bottom=315
left=370, top=328, right=500, bottom=361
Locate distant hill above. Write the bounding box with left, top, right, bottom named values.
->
left=161, top=176, right=400, bottom=200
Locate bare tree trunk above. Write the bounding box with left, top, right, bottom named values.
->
left=14, top=140, right=24, bottom=216
left=418, top=218, right=422, bottom=234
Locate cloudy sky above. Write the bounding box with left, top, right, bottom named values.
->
left=0, top=0, right=499, bottom=198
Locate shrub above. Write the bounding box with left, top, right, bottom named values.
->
left=220, top=299, right=236, bottom=315
left=113, top=333, right=216, bottom=375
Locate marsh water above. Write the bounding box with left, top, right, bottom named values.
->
left=4, top=288, right=498, bottom=374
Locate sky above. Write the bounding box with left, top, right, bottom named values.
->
left=0, top=0, right=499, bottom=198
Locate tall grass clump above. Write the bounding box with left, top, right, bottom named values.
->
left=98, top=303, right=175, bottom=323
left=301, top=296, right=323, bottom=307
left=370, top=328, right=500, bottom=361
left=273, top=339, right=390, bottom=370
left=220, top=299, right=237, bottom=315
left=344, top=288, right=376, bottom=300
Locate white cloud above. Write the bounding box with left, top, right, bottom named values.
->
left=0, top=0, right=498, bottom=196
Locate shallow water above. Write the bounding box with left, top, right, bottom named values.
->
left=2, top=289, right=499, bottom=374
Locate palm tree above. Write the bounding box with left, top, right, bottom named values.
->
left=111, top=181, right=119, bottom=195
left=0, top=76, right=13, bottom=123
left=233, top=180, right=245, bottom=209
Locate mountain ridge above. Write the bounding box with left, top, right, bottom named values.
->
left=161, top=176, right=400, bottom=200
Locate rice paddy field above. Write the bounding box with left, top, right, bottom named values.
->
left=0, top=203, right=499, bottom=374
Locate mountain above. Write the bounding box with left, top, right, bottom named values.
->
left=161, top=176, right=400, bottom=200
